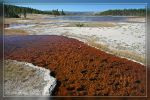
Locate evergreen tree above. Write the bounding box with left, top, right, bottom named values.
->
left=61, top=9, right=65, bottom=15
left=96, top=9, right=146, bottom=16
left=4, top=4, right=67, bottom=18
left=23, top=9, right=27, bottom=18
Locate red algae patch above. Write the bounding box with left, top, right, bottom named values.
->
left=4, top=35, right=146, bottom=96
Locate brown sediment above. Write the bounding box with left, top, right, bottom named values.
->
left=4, top=35, right=146, bottom=96
left=4, top=24, right=10, bottom=28
left=4, top=29, right=29, bottom=35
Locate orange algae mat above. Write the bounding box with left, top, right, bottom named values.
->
left=4, top=35, right=146, bottom=96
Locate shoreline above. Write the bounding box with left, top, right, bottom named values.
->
left=61, top=34, right=146, bottom=65
left=4, top=15, right=146, bottom=64
left=65, top=35, right=146, bottom=65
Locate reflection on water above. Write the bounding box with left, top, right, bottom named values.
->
left=5, top=23, right=35, bottom=29
left=46, top=16, right=130, bottom=22
left=4, top=16, right=144, bottom=29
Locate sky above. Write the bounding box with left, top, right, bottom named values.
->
left=13, top=4, right=146, bottom=12
left=4, top=0, right=149, bottom=4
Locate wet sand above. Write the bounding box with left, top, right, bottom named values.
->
left=4, top=35, right=146, bottom=96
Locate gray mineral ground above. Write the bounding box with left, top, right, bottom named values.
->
left=4, top=60, right=56, bottom=96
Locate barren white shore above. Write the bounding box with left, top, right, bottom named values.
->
left=4, top=60, right=56, bottom=96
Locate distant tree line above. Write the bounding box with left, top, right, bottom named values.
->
left=4, top=4, right=66, bottom=18
left=96, top=9, right=146, bottom=16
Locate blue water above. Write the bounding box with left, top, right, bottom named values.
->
left=46, top=16, right=131, bottom=22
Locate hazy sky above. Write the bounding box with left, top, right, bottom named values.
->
left=4, top=0, right=149, bottom=3
left=13, top=4, right=146, bottom=12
